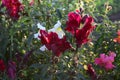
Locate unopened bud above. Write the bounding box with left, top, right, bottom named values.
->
left=107, top=6, right=112, bottom=11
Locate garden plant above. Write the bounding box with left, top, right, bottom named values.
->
left=0, top=0, right=120, bottom=80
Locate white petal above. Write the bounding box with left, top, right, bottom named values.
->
left=40, top=45, right=48, bottom=51
left=48, top=28, right=55, bottom=32
left=48, top=20, right=65, bottom=38
left=37, top=23, right=46, bottom=30
left=48, top=20, right=61, bottom=32
left=54, top=20, right=61, bottom=28
left=34, top=32, right=41, bottom=40
left=34, top=33, right=39, bottom=38
left=57, top=31, right=65, bottom=39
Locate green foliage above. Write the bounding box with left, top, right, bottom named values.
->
left=0, top=0, right=120, bottom=80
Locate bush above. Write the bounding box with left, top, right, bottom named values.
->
left=0, top=0, right=120, bottom=80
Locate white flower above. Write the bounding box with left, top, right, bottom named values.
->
left=40, top=45, right=48, bottom=51
left=48, top=21, right=65, bottom=39
left=37, top=23, right=46, bottom=30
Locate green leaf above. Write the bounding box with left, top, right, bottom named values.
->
left=56, top=9, right=62, bottom=19
left=27, top=34, right=34, bottom=47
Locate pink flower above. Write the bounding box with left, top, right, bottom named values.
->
left=39, top=30, right=72, bottom=57
left=7, top=61, right=16, bottom=80
left=95, top=51, right=116, bottom=70
left=65, top=11, right=81, bottom=35
left=2, top=0, right=23, bottom=20
left=0, top=59, right=6, bottom=72
left=109, top=51, right=116, bottom=58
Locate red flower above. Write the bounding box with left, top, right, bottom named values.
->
left=50, top=36, right=72, bottom=57
left=87, top=64, right=97, bottom=80
left=113, top=30, right=120, bottom=43
left=39, top=30, right=71, bottom=57
left=65, top=10, right=95, bottom=47
left=65, top=11, right=81, bottom=35
left=0, top=59, right=6, bottom=72
left=39, top=30, right=59, bottom=50
left=2, top=0, right=23, bottom=20
left=7, top=61, right=16, bottom=80
left=75, top=16, right=95, bottom=47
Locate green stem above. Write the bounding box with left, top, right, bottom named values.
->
left=10, top=35, right=13, bottom=60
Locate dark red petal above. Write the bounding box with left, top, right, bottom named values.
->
left=0, top=59, right=6, bottom=72
left=87, top=64, right=97, bottom=80
left=65, top=12, right=81, bottom=35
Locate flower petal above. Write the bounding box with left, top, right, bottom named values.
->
left=40, top=45, right=48, bottom=51
left=37, top=23, right=46, bottom=30
left=54, top=20, right=61, bottom=28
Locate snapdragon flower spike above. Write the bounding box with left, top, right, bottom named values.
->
left=2, top=0, right=23, bottom=20
left=75, top=16, right=95, bottom=47
left=39, top=30, right=71, bottom=57
left=0, top=59, right=6, bottom=72
left=95, top=51, right=116, bottom=70
left=48, top=20, right=65, bottom=39
left=65, top=11, right=81, bottom=35
left=7, top=61, right=16, bottom=80
left=65, top=10, right=95, bottom=47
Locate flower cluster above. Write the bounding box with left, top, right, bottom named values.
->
left=34, top=10, right=96, bottom=57
left=2, top=0, right=23, bottom=20
left=113, top=30, right=120, bottom=43
left=34, top=21, right=71, bottom=57
left=65, top=10, right=95, bottom=47
left=95, top=51, right=116, bottom=70
left=40, top=30, right=71, bottom=57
